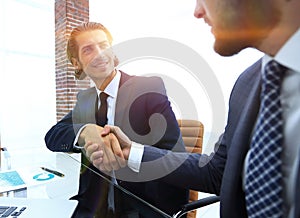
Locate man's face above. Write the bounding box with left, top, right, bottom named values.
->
left=194, top=0, right=281, bottom=56
left=73, top=30, right=115, bottom=82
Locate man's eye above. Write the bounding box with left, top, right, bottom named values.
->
left=82, top=47, right=92, bottom=54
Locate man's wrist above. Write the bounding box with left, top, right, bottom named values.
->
left=73, top=143, right=84, bottom=150
left=74, top=124, right=89, bottom=148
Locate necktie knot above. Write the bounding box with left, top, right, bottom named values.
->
left=263, top=60, right=286, bottom=90
left=100, top=92, right=109, bottom=102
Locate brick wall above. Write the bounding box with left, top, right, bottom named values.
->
left=55, top=0, right=90, bottom=121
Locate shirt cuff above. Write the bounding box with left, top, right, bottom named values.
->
left=73, top=124, right=88, bottom=150
left=128, top=142, right=144, bottom=172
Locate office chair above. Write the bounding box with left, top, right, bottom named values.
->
left=176, top=119, right=220, bottom=218
left=173, top=195, right=220, bottom=218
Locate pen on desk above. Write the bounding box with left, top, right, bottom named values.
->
left=41, top=167, right=65, bottom=177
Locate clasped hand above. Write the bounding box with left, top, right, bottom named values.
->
left=82, top=124, right=132, bottom=172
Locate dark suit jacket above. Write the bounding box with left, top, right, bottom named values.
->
left=140, top=59, right=300, bottom=218
left=45, top=71, right=188, bottom=217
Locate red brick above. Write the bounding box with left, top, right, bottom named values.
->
left=55, top=0, right=90, bottom=121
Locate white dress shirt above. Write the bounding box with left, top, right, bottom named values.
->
left=95, top=70, right=120, bottom=125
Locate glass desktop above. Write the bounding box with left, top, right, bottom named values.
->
left=0, top=147, right=175, bottom=218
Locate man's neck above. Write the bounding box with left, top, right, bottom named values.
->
left=258, top=2, right=300, bottom=56
left=98, top=69, right=117, bottom=91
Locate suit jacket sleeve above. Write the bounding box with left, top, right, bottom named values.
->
left=139, top=134, right=226, bottom=195
left=44, top=89, right=95, bottom=152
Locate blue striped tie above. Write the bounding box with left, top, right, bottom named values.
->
left=245, top=60, right=287, bottom=217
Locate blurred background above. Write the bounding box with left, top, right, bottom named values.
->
left=0, top=0, right=262, bottom=156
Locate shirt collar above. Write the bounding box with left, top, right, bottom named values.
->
left=263, top=28, right=300, bottom=73
left=95, top=70, right=121, bottom=98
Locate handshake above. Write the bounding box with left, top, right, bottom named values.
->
left=82, top=125, right=133, bottom=172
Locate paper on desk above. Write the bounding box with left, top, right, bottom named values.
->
left=17, top=166, right=63, bottom=187
left=0, top=170, right=26, bottom=193
left=0, top=166, right=63, bottom=193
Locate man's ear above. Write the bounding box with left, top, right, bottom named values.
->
left=71, top=58, right=86, bottom=80
left=71, top=58, right=80, bottom=69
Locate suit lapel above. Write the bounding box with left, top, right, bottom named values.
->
left=114, top=71, right=134, bottom=126
left=227, top=59, right=262, bottom=169
left=80, top=88, right=98, bottom=124
left=221, top=59, right=263, bottom=217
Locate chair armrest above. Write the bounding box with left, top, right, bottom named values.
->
left=172, top=195, right=220, bottom=218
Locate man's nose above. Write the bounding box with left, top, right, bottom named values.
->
left=95, top=45, right=104, bottom=55
left=194, top=1, right=205, bottom=19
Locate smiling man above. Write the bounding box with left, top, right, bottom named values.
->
left=45, top=22, right=188, bottom=217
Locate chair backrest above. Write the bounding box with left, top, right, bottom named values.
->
left=177, top=119, right=204, bottom=218
left=177, top=119, right=203, bottom=153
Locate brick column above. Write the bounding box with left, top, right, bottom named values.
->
left=55, top=0, right=90, bottom=121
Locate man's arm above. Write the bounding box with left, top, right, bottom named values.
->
left=86, top=125, right=226, bottom=194
left=45, top=113, right=126, bottom=171
left=45, top=111, right=84, bottom=152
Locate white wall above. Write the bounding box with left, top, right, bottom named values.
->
left=0, top=0, right=56, bottom=151
left=89, top=0, right=263, bottom=152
